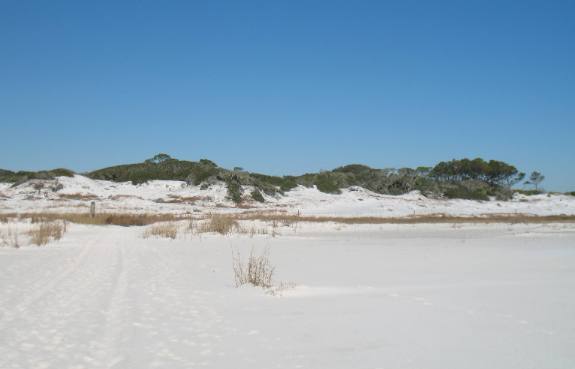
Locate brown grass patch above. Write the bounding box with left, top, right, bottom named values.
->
left=199, top=213, right=239, bottom=235
left=234, top=212, right=575, bottom=225
left=27, top=221, right=67, bottom=246
left=108, top=194, right=144, bottom=201
left=2, top=212, right=186, bottom=227
left=233, top=247, right=275, bottom=288
left=236, top=202, right=257, bottom=209
left=1, top=211, right=574, bottom=227
left=58, top=193, right=100, bottom=201
left=143, top=222, right=179, bottom=239
left=154, top=195, right=205, bottom=204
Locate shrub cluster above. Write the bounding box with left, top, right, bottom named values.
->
left=0, top=168, right=74, bottom=183
left=430, top=158, right=524, bottom=187
left=87, top=154, right=220, bottom=185
left=251, top=189, right=265, bottom=202
left=3, top=154, right=535, bottom=201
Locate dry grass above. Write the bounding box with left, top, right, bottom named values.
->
left=58, top=193, right=100, bottom=201
left=187, top=216, right=268, bottom=237
left=235, top=203, right=257, bottom=209
left=234, top=212, right=575, bottom=225
left=0, top=227, right=20, bottom=248
left=154, top=195, right=205, bottom=204
left=198, top=213, right=239, bottom=235
left=143, top=222, right=179, bottom=239
left=27, top=221, right=67, bottom=246
left=2, top=212, right=186, bottom=226
left=232, top=247, right=275, bottom=288
left=1, top=211, right=574, bottom=228
left=245, top=225, right=269, bottom=237
left=108, top=194, right=144, bottom=201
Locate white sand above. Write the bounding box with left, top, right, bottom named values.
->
left=1, top=221, right=574, bottom=368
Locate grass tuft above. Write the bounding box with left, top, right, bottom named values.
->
left=143, top=222, right=179, bottom=239
left=232, top=247, right=275, bottom=288
left=199, top=214, right=238, bottom=235
left=27, top=221, right=67, bottom=246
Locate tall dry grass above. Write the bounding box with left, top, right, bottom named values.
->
left=58, top=193, right=100, bottom=201
left=234, top=212, right=575, bottom=225
left=1, top=211, right=574, bottom=228
left=232, top=247, right=275, bottom=288
left=2, top=212, right=186, bottom=226
left=143, top=222, right=179, bottom=239
left=27, top=221, right=67, bottom=246
left=199, top=213, right=239, bottom=235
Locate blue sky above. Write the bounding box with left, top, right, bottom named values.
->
left=1, top=1, right=573, bottom=190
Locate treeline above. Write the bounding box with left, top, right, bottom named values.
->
left=290, top=158, right=525, bottom=201
left=0, top=168, right=74, bottom=184
left=430, top=158, right=524, bottom=187
left=1, top=154, right=557, bottom=202
left=83, top=154, right=530, bottom=202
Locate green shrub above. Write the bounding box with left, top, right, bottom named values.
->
left=251, top=189, right=265, bottom=203
left=431, top=158, right=524, bottom=187
left=314, top=173, right=341, bottom=194
left=87, top=154, right=222, bottom=185
left=4, top=154, right=532, bottom=203
left=250, top=174, right=298, bottom=194
left=0, top=168, right=74, bottom=183
left=443, top=186, right=489, bottom=201
left=278, top=176, right=298, bottom=192
left=226, top=177, right=243, bottom=204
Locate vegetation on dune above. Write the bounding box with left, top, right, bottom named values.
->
left=225, top=173, right=243, bottom=204
left=525, top=171, right=545, bottom=191
left=251, top=189, right=265, bottom=203
left=87, top=153, right=221, bottom=185
left=0, top=168, right=74, bottom=184
left=3, top=153, right=542, bottom=202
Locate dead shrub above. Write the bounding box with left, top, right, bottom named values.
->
left=232, top=247, right=275, bottom=288
left=28, top=221, right=67, bottom=246
left=199, top=214, right=238, bottom=235
left=143, top=222, right=179, bottom=239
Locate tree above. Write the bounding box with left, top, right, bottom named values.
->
left=430, top=158, right=523, bottom=187
left=145, top=153, right=172, bottom=164
left=525, top=171, right=545, bottom=191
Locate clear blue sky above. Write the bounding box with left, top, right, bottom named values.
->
left=1, top=1, right=573, bottom=191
